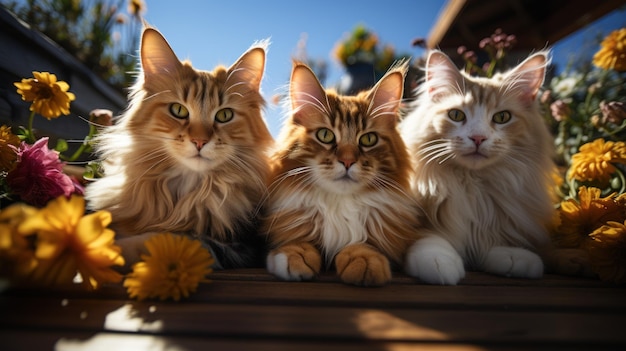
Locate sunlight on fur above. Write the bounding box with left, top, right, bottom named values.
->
left=85, top=26, right=273, bottom=269
left=401, top=50, right=565, bottom=285
left=263, top=61, right=422, bottom=286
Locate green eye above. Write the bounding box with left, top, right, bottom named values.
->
left=492, top=110, right=512, bottom=124
left=316, top=128, right=335, bottom=144
left=359, top=132, right=378, bottom=147
left=215, top=108, right=234, bottom=123
left=448, top=109, right=466, bottom=122
left=169, top=103, right=189, bottom=119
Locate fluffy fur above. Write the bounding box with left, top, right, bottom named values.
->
left=262, top=62, right=421, bottom=286
left=85, top=27, right=273, bottom=269
left=401, top=50, right=559, bottom=285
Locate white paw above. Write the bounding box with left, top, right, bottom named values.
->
left=405, top=236, right=465, bottom=285
left=484, top=247, right=543, bottom=279
left=266, top=252, right=315, bottom=281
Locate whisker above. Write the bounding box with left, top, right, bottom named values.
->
left=142, top=90, right=171, bottom=102
left=292, top=91, right=332, bottom=116
left=367, top=98, right=403, bottom=118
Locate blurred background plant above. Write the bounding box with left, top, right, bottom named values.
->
left=333, top=24, right=412, bottom=95
left=456, top=28, right=517, bottom=78
left=3, top=0, right=146, bottom=92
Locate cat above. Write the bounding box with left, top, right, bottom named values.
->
left=400, top=49, right=562, bottom=285
left=85, top=27, right=274, bottom=269
left=262, top=61, right=421, bottom=286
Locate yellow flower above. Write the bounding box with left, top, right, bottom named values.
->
left=128, top=0, right=147, bottom=17
left=17, top=195, right=124, bottom=289
left=554, top=187, right=626, bottom=248
left=0, top=125, right=20, bottom=172
left=124, top=233, right=214, bottom=301
left=14, top=71, right=76, bottom=120
left=568, top=139, right=626, bottom=187
left=0, top=203, right=38, bottom=279
left=593, top=28, right=626, bottom=71
left=588, top=220, right=626, bottom=284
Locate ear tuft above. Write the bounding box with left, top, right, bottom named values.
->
left=425, top=50, right=465, bottom=101
left=506, top=51, right=550, bottom=103
left=227, top=40, right=268, bottom=91
left=289, top=62, right=328, bottom=126
left=367, top=62, right=406, bottom=126
left=140, top=28, right=181, bottom=77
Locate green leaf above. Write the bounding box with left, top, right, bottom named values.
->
left=54, top=139, right=68, bottom=152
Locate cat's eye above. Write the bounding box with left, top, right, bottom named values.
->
left=359, top=132, right=378, bottom=147
left=448, top=109, right=466, bottom=122
left=316, top=128, right=335, bottom=144
left=169, top=103, right=189, bottom=119
left=215, top=108, right=234, bottom=123
left=492, top=110, right=512, bottom=124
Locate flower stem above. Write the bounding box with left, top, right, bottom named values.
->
left=26, top=110, right=36, bottom=143
left=60, top=123, right=97, bottom=162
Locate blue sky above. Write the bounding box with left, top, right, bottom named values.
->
left=139, top=1, right=624, bottom=136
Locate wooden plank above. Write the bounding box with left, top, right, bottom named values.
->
left=1, top=296, right=624, bottom=345
left=210, top=270, right=609, bottom=288
left=6, top=330, right=607, bottom=351
left=4, top=273, right=622, bottom=311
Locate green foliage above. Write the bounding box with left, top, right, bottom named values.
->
left=4, top=0, right=143, bottom=92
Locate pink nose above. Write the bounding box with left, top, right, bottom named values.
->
left=339, top=158, right=356, bottom=170
left=469, top=135, right=487, bottom=146
left=191, top=139, right=208, bottom=150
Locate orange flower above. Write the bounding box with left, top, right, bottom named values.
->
left=14, top=71, right=75, bottom=120
left=588, top=220, right=626, bottom=284
left=124, top=233, right=214, bottom=301
left=0, top=125, right=20, bottom=172
left=0, top=203, right=38, bottom=279
left=592, top=28, right=626, bottom=71
left=554, top=187, right=626, bottom=248
left=568, top=139, right=626, bottom=187
left=17, top=195, right=124, bottom=289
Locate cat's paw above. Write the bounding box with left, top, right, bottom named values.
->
left=405, top=236, right=465, bottom=285
left=484, top=246, right=543, bottom=279
left=335, top=244, right=391, bottom=287
left=543, top=248, right=595, bottom=277
left=267, top=242, right=321, bottom=281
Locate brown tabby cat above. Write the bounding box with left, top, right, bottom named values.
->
left=262, top=61, right=420, bottom=286
left=85, top=27, right=273, bottom=268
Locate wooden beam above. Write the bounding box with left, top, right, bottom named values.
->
left=427, top=0, right=468, bottom=49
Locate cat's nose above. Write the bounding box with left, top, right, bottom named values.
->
left=338, top=158, right=356, bottom=170
left=191, top=138, right=208, bottom=150
left=469, top=135, right=487, bottom=146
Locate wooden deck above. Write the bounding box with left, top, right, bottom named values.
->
left=1, top=269, right=625, bottom=350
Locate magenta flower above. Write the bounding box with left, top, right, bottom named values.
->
left=6, top=137, right=80, bottom=207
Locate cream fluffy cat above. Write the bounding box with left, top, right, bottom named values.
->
left=86, top=27, right=273, bottom=269
left=401, top=50, right=557, bottom=285
left=262, top=62, right=420, bottom=286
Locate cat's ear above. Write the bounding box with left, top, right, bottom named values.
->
left=425, top=50, right=464, bottom=101
left=140, top=27, right=182, bottom=78
left=290, top=62, right=329, bottom=126
left=227, top=40, right=268, bottom=91
left=506, top=51, right=550, bottom=104
left=367, top=62, right=406, bottom=126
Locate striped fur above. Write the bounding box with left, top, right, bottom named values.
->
left=263, top=62, right=421, bottom=286
left=85, top=27, right=273, bottom=268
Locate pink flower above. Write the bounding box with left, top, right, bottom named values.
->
left=6, top=137, right=80, bottom=207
